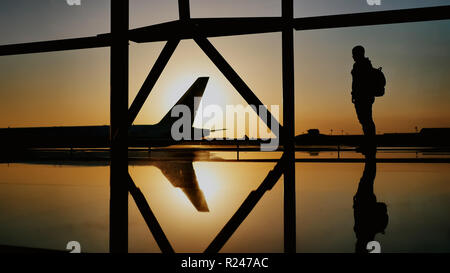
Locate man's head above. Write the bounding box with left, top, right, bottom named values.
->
left=352, top=45, right=365, bottom=62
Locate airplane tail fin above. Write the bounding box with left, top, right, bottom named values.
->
left=158, top=77, right=209, bottom=127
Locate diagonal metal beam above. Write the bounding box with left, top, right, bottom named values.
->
left=2, top=6, right=448, bottom=56
left=126, top=6, right=450, bottom=43
left=193, top=33, right=283, bottom=138
left=204, top=155, right=285, bottom=253
left=128, top=39, right=180, bottom=126
left=0, top=36, right=110, bottom=56
left=127, top=17, right=284, bottom=43
left=128, top=174, right=175, bottom=253
left=294, top=5, right=450, bottom=31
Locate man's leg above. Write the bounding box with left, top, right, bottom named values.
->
left=355, top=101, right=376, bottom=154
left=364, top=102, right=376, bottom=138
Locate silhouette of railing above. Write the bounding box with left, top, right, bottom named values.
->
left=0, top=0, right=449, bottom=253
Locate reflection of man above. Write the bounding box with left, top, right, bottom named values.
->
left=353, top=156, right=388, bottom=253
left=351, top=45, right=376, bottom=155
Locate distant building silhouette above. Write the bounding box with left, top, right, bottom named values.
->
left=307, top=129, right=320, bottom=136
left=420, top=128, right=450, bottom=136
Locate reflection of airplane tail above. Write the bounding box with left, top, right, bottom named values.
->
left=181, top=188, right=210, bottom=213
left=157, top=77, right=209, bottom=128
left=152, top=160, right=209, bottom=212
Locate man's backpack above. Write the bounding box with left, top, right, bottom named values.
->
left=371, top=67, right=386, bottom=97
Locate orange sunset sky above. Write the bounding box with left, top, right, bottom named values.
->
left=0, top=0, right=449, bottom=138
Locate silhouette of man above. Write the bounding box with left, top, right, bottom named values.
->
left=353, top=156, right=388, bottom=253
left=351, top=45, right=376, bottom=155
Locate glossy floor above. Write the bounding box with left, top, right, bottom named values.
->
left=0, top=152, right=449, bottom=253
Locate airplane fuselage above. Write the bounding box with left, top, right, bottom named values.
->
left=0, top=125, right=207, bottom=149
left=0, top=77, right=210, bottom=149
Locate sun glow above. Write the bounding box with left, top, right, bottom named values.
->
left=194, top=163, right=222, bottom=202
